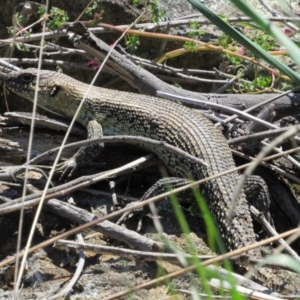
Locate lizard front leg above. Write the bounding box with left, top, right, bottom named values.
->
left=57, top=119, right=104, bottom=178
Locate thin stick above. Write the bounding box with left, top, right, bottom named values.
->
left=54, top=240, right=215, bottom=263
left=14, top=0, right=49, bottom=293
left=100, top=228, right=300, bottom=300
left=0, top=154, right=156, bottom=214
left=156, top=91, right=280, bottom=130
left=250, top=206, right=300, bottom=264
left=230, top=125, right=300, bottom=223
left=46, top=234, right=85, bottom=300
left=0, top=134, right=208, bottom=181
left=2, top=143, right=300, bottom=269
left=2, top=142, right=300, bottom=214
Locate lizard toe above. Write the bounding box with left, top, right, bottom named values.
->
left=55, top=158, right=78, bottom=179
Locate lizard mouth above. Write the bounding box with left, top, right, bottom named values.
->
left=5, top=80, right=32, bottom=93
left=5, top=72, right=35, bottom=94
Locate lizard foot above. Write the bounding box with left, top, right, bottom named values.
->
left=118, top=177, right=194, bottom=231
left=55, top=158, right=78, bottom=179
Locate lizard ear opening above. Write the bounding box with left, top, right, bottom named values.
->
left=50, top=85, right=60, bottom=97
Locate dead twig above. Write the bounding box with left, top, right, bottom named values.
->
left=46, top=234, right=85, bottom=300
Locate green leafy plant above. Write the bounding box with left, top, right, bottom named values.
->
left=16, top=43, right=30, bottom=52
left=189, top=20, right=205, bottom=36
left=183, top=41, right=198, bottom=52
left=254, top=74, right=272, bottom=89
left=218, top=33, right=233, bottom=48
left=281, top=82, right=293, bottom=90
left=240, top=74, right=272, bottom=92
left=37, top=5, right=46, bottom=15
left=14, top=12, right=25, bottom=27
left=188, top=0, right=300, bottom=85
left=148, top=0, right=165, bottom=23
left=226, top=54, right=243, bottom=66
left=132, top=0, right=141, bottom=5
left=125, top=34, right=140, bottom=53
left=7, top=12, right=28, bottom=36
left=184, top=21, right=205, bottom=52
left=253, top=33, right=276, bottom=51
left=47, top=7, right=68, bottom=30
left=7, top=26, right=14, bottom=36
left=38, top=6, right=68, bottom=30
left=86, top=0, right=101, bottom=16
left=84, top=0, right=104, bottom=24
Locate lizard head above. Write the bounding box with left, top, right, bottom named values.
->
left=5, top=68, right=81, bottom=118
left=5, top=68, right=62, bottom=98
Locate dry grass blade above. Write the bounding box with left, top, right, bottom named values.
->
left=250, top=206, right=300, bottom=263
left=100, top=228, right=300, bottom=300
left=209, top=279, right=282, bottom=300
left=1, top=138, right=300, bottom=268
left=13, top=0, right=49, bottom=294
left=157, top=91, right=278, bottom=130
left=14, top=9, right=147, bottom=294
left=230, top=125, right=300, bottom=223
left=45, top=234, right=85, bottom=300
left=54, top=240, right=215, bottom=262
left=0, top=154, right=156, bottom=214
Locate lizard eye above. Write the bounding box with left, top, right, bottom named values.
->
left=21, top=74, right=34, bottom=83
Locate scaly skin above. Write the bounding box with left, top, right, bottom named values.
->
left=5, top=68, right=300, bottom=294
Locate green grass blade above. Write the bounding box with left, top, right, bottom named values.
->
left=259, top=254, right=300, bottom=274
left=188, top=0, right=300, bottom=85
left=230, top=0, right=300, bottom=66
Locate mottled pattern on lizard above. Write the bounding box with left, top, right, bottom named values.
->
left=4, top=68, right=300, bottom=294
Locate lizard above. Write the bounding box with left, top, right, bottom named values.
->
left=4, top=67, right=300, bottom=295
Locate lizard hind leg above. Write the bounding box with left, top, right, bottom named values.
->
left=118, top=177, right=194, bottom=231
left=244, top=175, right=275, bottom=229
